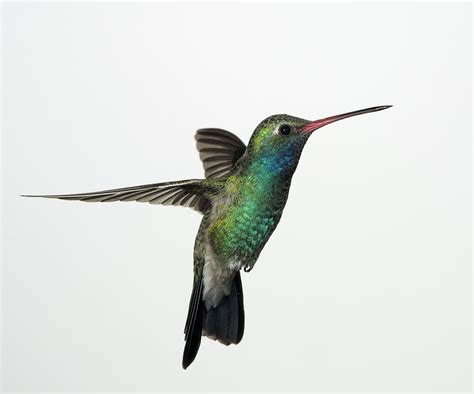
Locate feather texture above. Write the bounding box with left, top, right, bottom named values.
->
left=22, top=179, right=211, bottom=212
left=195, top=128, right=246, bottom=179
left=182, top=278, right=204, bottom=369
left=201, top=272, right=245, bottom=346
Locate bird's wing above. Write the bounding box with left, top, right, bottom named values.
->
left=195, top=128, right=246, bottom=179
left=22, top=179, right=213, bottom=212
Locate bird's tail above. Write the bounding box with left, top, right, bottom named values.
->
left=182, top=272, right=245, bottom=369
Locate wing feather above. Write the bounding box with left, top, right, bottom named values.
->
left=195, top=128, right=246, bottom=179
left=22, top=179, right=212, bottom=213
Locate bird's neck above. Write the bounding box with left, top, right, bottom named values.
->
left=226, top=150, right=302, bottom=204
left=244, top=147, right=302, bottom=183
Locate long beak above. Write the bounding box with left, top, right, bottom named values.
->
left=302, top=105, right=392, bottom=133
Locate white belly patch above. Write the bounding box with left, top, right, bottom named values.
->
left=202, top=243, right=241, bottom=308
left=201, top=193, right=242, bottom=308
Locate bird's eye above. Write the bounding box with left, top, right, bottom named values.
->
left=278, top=124, right=292, bottom=136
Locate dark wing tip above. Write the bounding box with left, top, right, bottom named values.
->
left=21, top=194, right=55, bottom=198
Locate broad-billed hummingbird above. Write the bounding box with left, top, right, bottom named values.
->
left=24, top=105, right=391, bottom=368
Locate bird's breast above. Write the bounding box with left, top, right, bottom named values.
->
left=207, top=175, right=290, bottom=263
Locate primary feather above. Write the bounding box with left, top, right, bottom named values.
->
left=22, top=179, right=213, bottom=212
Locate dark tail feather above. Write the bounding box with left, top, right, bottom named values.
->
left=234, top=271, right=245, bottom=343
left=182, top=272, right=245, bottom=369
left=203, top=271, right=245, bottom=346
left=182, top=279, right=204, bottom=369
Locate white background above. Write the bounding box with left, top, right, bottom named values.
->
left=2, top=2, right=471, bottom=392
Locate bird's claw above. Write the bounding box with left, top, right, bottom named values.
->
left=243, top=263, right=255, bottom=273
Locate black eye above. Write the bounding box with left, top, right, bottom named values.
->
left=279, top=124, right=292, bottom=136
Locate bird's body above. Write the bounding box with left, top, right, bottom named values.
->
left=199, top=143, right=299, bottom=305
left=24, top=106, right=391, bottom=369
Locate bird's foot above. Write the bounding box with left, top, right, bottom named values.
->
left=243, top=262, right=255, bottom=273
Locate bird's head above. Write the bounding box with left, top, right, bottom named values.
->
left=245, top=105, right=392, bottom=174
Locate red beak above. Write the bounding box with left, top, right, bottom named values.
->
left=302, top=105, right=392, bottom=133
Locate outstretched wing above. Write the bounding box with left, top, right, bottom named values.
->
left=22, top=179, right=212, bottom=212
left=195, top=128, right=246, bottom=179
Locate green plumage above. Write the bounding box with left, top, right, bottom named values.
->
left=24, top=106, right=391, bottom=369
left=201, top=115, right=309, bottom=269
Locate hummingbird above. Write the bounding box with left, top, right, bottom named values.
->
left=24, top=105, right=391, bottom=369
